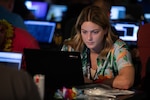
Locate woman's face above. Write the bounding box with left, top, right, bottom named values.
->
left=81, top=21, right=107, bottom=52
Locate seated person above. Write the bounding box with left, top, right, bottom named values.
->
left=13, top=0, right=36, bottom=20
left=61, top=5, right=135, bottom=90
left=0, top=0, right=27, bottom=30
left=0, top=19, right=40, bottom=70
left=0, top=64, right=41, bottom=100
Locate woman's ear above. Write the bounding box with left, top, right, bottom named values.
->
left=104, top=27, right=108, bottom=35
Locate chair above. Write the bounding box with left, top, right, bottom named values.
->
left=141, top=57, right=150, bottom=92
left=137, top=23, right=150, bottom=79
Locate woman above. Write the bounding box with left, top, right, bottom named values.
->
left=61, top=5, right=135, bottom=89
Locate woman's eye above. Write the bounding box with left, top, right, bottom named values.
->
left=92, top=31, right=99, bottom=34
left=81, top=31, right=87, bottom=34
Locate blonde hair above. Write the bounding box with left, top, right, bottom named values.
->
left=63, top=5, right=118, bottom=58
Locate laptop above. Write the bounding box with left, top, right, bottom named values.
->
left=24, top=20, right=56, bottom=43
left=23, top=48, right=84, bottom=99
left=0, top=52, right=23, bottom=70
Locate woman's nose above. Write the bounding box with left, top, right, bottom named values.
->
left=87, top=33, right=92, bottom=40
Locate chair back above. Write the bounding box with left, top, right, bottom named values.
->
left=137, top=23, right=150, bottom=79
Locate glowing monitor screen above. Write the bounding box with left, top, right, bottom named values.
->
left=46, top=4, right=68, bottom=22
left=25, top=1, right=49, bottom=20
left=0, top=52, right=22, bottom=70
left=111, top=22, right=139, bottom=42
left=110, top=6, right=126, bottom=20
left=24, top=20, right=56, bottom=43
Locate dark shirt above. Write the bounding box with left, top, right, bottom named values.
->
left=0, top=6, right=27, bottom=30
left=0, top=66, right=41, bottom=100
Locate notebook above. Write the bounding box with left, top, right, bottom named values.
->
left=23, top=48, right=84, bottom=99
left=24, top=20, right=56, bottom=43
left=0, top=52, right=23, bottom=70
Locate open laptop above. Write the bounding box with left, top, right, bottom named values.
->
left=23, top=48, right=84, bottom=99
left=24, top=20, right=56, bottom=44
left=0, top=52, right=23, bottom=70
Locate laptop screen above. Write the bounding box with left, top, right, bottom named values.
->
left=0, top=52, right=22, bottom=70
left=25, top=1, right=49, bottom=20
left=24, top=20, right=56, bottom=43
left=111, top=21, right=139, bottom=43
left=24, top=49, right=84, bottom=99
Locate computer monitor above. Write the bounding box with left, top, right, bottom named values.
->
left=144, top=13, right=150, bottom=23
left=24, top=20, right=56, bottom=43
left=25, top=1, right=49, bottom=20
left=110, top=6, right=126, bottom=20
left=46, top=4, right=68, bottom=22
left=111, top=21, right=139, bottom=45
left=0, top=52, right=23, bottom=70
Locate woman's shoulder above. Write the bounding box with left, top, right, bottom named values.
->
left=61, top=38, right=75, bottom=51
left=61, top=44, right=74, bottom=51
left=114, top=39, right=128, bottom=48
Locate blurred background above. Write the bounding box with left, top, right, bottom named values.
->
left=12, top=0, right=150, bottom=50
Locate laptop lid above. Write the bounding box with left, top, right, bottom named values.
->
left=23, top=49, right=84, bottom=99
left=0, top=52, right=23, bottom=70
left=24, top=20, right=56, bottom=43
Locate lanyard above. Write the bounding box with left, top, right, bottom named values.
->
left=86, top=48, right=92, bottom=79
left=94, top=52, right=111, bottom=80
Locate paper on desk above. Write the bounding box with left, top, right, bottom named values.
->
left=84, top=87, right=135, bottom=98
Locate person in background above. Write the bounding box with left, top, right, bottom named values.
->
left=0, top=19, right=40, bottom=70
left=0, top=64, right=41, bottom=100
left=0, top=0, right=27, bottom=30
left=61, top=0, right=90, bottom=42
left=12, top=0, right=36, bottom=20
left=92, top=0, right=118, bottom=37
left=61, top=5, right=135, bottom=90
left=92, top=0, right=113, bottom=16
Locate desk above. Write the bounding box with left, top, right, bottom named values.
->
left=77, top=84, right=146, bottom=100
left=52, top=84, right=149, bottom=100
